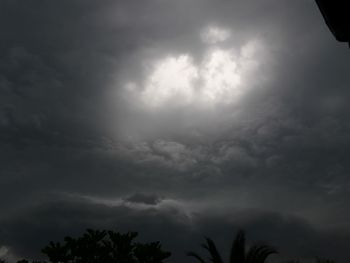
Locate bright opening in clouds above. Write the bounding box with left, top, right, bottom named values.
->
left=141, top=55, right=198, bottom=107
left=200, top=49, right=242, bottom=103
left=122, top=27, right=262, bottom=110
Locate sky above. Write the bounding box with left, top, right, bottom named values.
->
left=1, top=0, right=350, bottom=262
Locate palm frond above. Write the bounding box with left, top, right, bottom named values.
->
left=187, top=251, right=207, bottom=263
left=245, top=244, right=277, bottom=263
left=230, top=230, right=245, bottom=263
left=202, top=237, right=224, bottom=263
left=315, top=257, right=336, bottom=263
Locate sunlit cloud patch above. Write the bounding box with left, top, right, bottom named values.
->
left=122, top=26, right=263, bottom=110
left=141, top=55, right=198, bottom=107
left=200, top=25, right=232, bottom=44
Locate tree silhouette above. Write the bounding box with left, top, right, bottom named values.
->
left=20, top=228, right=171, bottom=263
left=315, top=259, right=335, bottom=263
left=187, top=230, right=277, bottom=263
left=1, top=229, right=338, bottom=263
left=284, top=258, right=335, bottom=263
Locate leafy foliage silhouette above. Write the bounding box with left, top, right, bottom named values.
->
left=16, top=229, right=171, bottom=263
left=284, top=258, right=335, bottom=263
left=187, top=230, right=277, bottom=263
left=315, top=259, right=335, bottom=263
left=0, top=229, right=337, bottom=263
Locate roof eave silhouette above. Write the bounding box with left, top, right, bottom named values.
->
left=315, top=0, right=349, bottom=45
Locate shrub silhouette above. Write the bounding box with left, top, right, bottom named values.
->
left=187, top=230, right=277, bottom=263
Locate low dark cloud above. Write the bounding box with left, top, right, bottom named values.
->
left=124, top=193, right=163, bottom=205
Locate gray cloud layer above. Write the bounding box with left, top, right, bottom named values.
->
left=1, top=0, right=350, bottom=262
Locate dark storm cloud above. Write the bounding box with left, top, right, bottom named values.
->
left=1, top=0, right=350, bottom=262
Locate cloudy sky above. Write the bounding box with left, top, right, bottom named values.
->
left=1, top=0, right=350, bottom=262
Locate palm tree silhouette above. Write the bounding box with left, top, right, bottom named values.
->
left=187, top=230, right=277, bottom=263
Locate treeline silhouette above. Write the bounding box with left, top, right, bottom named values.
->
left=0, top=229, right=335, bottom=263
left=1, top=229, right=170, bottom=263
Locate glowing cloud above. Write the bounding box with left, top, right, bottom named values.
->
left=141, top=55, right=199, bottom=107
left=200, top=49, right=241, bottom=103
left=121, top=26, right=263, bottom=111
left=201, top=26, right=232, bottom=44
